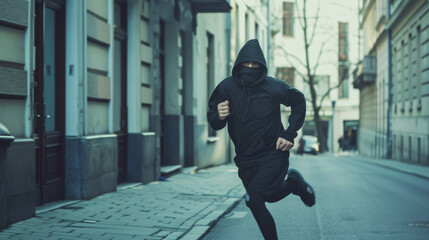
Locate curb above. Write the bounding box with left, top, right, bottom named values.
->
left=180, top=196, right=244, bottom=240
left=360, top=158, right=429, bottom=181
left=352, top=155, right=429, bottom=181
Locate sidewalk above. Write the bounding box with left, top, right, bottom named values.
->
left=335, top=151, right=429, bottom=180
left=0, top=164, right=245, bottom=240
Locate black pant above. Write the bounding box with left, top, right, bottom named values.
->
left=239, top=156, right=298, bottom=240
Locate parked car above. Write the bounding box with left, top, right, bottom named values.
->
left=297, top=135, right=319, bottom=155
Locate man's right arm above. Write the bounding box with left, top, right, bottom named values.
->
left=207, top=85, right=229, bottom=130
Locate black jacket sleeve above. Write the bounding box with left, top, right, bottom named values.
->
left=277, top=81, right=306, bottom=143
left=207, top=84, right=228, bottom=130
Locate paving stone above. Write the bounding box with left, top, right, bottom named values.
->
left=195, top=210, right=225, bottom=226
left=0, top=233, right=15, bottom=239
left=152, top=230, right=171, bottom=237
left=180, top=226, right=210, bottom=240
left=77, top=233, right=108, bottom=240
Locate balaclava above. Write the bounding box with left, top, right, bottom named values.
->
left=238, top=65, right=263, bottom=86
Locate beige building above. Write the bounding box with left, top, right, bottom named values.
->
left=0, top=0, right=233, bottom=230
left=354, top=0, right=429, bottom=165
left=353, top=0, right=389, bottom=158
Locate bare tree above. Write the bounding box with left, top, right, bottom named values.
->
left=275, top=0, right=347, bottom=152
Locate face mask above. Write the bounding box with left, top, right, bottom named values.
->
left=239, top=66, right=262, bottom=85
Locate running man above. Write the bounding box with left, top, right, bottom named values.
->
left=207, top=39, right=316, bottom=240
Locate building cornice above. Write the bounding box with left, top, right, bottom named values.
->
left=385, top=0, right=426, bottom=30
left=369, top=28, right=387, bottom=54
left=360, top=0, right=376, bottom=29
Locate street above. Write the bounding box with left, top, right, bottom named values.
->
left=204, top=154, right=429, bottom=240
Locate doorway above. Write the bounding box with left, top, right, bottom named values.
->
left=34, top=0, right=66, bottom=205
left=114, top=0, right=128, bottom=183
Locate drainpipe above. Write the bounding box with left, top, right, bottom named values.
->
left=226, top=5, right=231, bottom=75
left=386, top=0, right=393, bottom=159
left=267, top=0, right=270, bottom=74
left=226, top=3, right=232, bottom=163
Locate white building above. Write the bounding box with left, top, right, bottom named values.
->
left=272, top=0, right=360, bottom=152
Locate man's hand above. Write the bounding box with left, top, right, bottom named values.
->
left=276, top=137, right=294, bottom=151
left=217, top=100, right=230, bottom=120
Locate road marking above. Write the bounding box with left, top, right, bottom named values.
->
left=315, top=204, right=326, bottom=240
left=408, top=222, right=429, bottom=228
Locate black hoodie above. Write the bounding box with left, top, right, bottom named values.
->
left=207, top=39, right=306, bottom=168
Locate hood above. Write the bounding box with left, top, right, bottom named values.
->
left=232, top=39, right=267, bottom=87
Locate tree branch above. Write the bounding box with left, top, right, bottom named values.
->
left=274, top=45, right=307, bottom=69
left=308, top=0, right=321, bottom=46
left=317, top=76, right=347, bottom=109
left=311, top=33, right=337, bottom=75
left=294, top=0, right=305, bottom=31
left=273, top=46, right=309, bottom=83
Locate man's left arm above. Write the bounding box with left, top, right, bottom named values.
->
left=276, top=82, right=306, bottom=151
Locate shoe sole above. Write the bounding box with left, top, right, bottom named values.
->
left=287, top=169, right=316, bottom=207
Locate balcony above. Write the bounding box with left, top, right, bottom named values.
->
left=191, top=0, right=231, bottom=13
left=353, top=55, right=376, bottom=89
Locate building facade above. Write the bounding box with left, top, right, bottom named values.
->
left=0, top=0, right=234, bottom=229
left=353, top=0, right=389, bottom=158
left=354, top=0, right=429, bottom=165
left=272, top=0, right=360, bottom=153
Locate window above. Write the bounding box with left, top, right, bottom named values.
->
left=235, top=4, right=240, bottom=55
left=276, top=67, right=295, bottom=86
left=393, top=47, right=398, bottom=113
left=339, top=78, right=349, bottom=98
left=302, top=75, right=330, bottom=99
left=283, top=2, right=294, bottom=37
left=400, top=135, right=403, bottom=159
left=180, top=31, right=186, bottom=115
left=245, top=13, right=249, bottom=41
left=409, top=136, right=412, bottom=160
left=408, top=34, right=413, bottom=111
left=400, top=40, right=405, bottom=112
left=338, top=22, right=348, bottom=62
left=338, top=65, right=349, bottom=98
left=255, top=22, right=259, bottom=39
left=416, top=26, right=422, bottom=110
left=315, top=75, right=330, bottom=96
left=207, top=32, right=216, bottom=137
left=338, top=22, right=349, bottom=99
left=417, top=137, right=421, bottom=163
left=393, top=134, right=396, bottom=158
left=113, top=0, right=128, bottom=133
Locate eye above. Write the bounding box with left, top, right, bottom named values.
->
left=251, top=63, right=260, bottom=68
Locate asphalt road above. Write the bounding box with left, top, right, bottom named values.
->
left=203, top=154, right=429, bottom=240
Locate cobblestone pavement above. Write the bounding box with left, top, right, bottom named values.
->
left=0, top=164, right=245, bottom=240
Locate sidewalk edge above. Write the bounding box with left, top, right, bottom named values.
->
left=179, top=195, right=244, bottom=240
left=357, top=155, right=429, bottom=181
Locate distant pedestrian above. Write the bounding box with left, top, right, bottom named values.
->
left=207, top=39, right=315, bottom=240
left=338, top=136, right=344, bottom=152
left=297, top=137, right=305, bottom=155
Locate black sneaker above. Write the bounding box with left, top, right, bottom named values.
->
left=287, top=169, right=316, bottom=207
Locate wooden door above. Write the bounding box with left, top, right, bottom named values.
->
left=34, top=0, right=65, bottom=205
